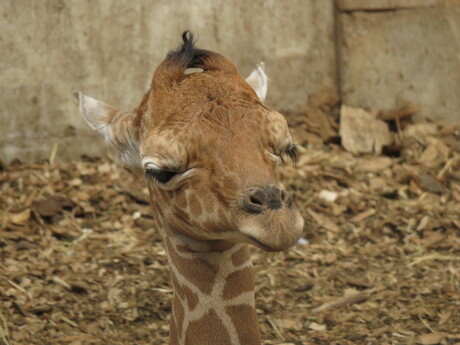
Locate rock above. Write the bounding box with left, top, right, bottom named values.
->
left=340, top=105, right=392, bottom=154
left=297, top=237, right=309, bottom=246
left=318, top=190, right=338, bottom=202
left=417, top=173, right=445, bottom=194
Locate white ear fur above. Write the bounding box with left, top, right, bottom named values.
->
left=245, top=62, right=268, bottom=102
left=74, top=91, right=141, bottom=172
left=74, top=91, right=112, bottom=140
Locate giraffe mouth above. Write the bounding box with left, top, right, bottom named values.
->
left=248, top=236, right=279, bottom=252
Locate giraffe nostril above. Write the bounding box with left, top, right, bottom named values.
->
left=242, top=189, right=268, bottom=213
left=242, top=186, right=291, bottom=213
left=249, top=195, right=263, bottom=205
left=280, top=190, right=287, bottom=201
left=280, top=189, right=293, bottom=208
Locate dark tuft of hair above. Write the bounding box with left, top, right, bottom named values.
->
left=151, top=31, right=237, bottom=90
left=167, top=31, right=211, bottom=70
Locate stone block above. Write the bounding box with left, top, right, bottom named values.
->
left=0, top=0, right=336, bottom=163
left=340, top=6, right=460, bottom=122
left=339, top=6, right=460, bottom=123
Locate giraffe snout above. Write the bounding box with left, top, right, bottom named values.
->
left=242, top=185, right=293, bottom=214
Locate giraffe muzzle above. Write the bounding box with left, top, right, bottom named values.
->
left=242, top=185, right=293, bottom=214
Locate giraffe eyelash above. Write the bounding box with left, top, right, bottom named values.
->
left=280, top=144, right=297, bottom=164
left=145, top=168, right=177, bottom=183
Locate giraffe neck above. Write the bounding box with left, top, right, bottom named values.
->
left=162, top=230, right=261, bottom=345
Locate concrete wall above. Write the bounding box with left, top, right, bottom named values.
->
left=338, top=3, right=460, bottom=123
left=1, top=1, right=459, bottom=163
left=0, top=0, right=336, bottom=163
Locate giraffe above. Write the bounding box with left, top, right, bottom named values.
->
left=75, top=32, right=304, bottom=345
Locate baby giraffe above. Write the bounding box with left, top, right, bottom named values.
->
left=75, top=32, right=304, bottom=345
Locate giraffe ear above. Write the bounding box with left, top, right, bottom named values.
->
left=74, top=91, right=114, bottom=139
left=245, top=62, right=267, bottom=102
left=74, top=91, right=141, bottom=170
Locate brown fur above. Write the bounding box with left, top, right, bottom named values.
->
left=226, top=304, right=261, bottom=345
left=222, top=267, right=255, bottom=300
left=165, top=237, right=218, bottom=295
left=78, top=32, right=303, bottom=345
left=185, top=309, right=232, bottom=345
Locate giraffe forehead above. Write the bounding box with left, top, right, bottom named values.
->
left=139, top=77, right=291, bottom=171
left=142, top=108, right=289, bottom=153
left=140, top=132, right=188, bottom=168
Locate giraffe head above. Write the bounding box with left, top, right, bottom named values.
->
left=76, top=32, right=304, bottom=251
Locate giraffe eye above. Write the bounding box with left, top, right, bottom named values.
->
left=145, top=169, right=177, bottom=183
left=280, top=144, right=297, bottom=164
left=271, top=144, right=297, bottom=165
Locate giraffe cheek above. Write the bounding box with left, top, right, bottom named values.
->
left=175, top=189, right=188, bottom=209
left=188, top=194, right=203, bottom=218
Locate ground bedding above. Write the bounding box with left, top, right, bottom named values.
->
left=0, top=116, right=459, bottom=345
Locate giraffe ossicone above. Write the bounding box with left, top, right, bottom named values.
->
left=76, top=31, right=304, bottom=345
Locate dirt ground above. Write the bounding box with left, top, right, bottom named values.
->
left=1, top=103, right=459, bottom=345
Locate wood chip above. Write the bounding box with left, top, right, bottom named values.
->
left=8, top=209, right=31, bottom=224
left=32, top=196, right=74, bottom=217
left=299, top=105, right=337, bottom=142
left=307, top=208, right=340, bottom=232
left=408, top=253, right=460, bottom=267
left=417, top=332, right=447, bottom=345
left=313, top=288, right=375, bottom=313
left=1, top=113, right=459, bottom=344
left=308, top=87, right=340, bottom=112
left=309, top=322, right=327, bottom=331
left=355, top=157, right=392, bottom=173
left=350, top=208, right=376, bottom=223
left=378, top=104, right=421, bottom=121
left=405, top=123, right=438, bottom=137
